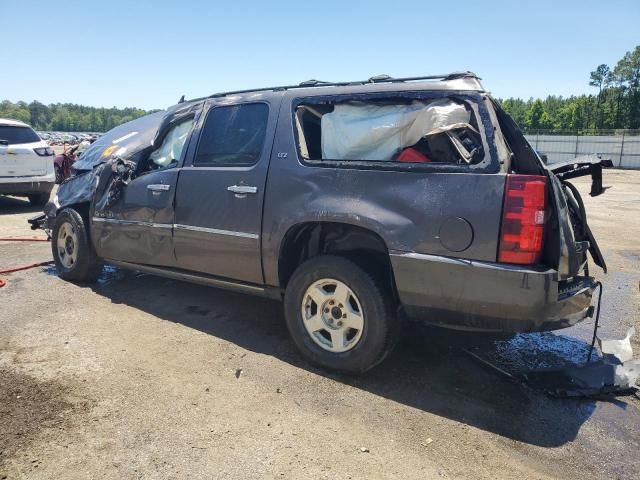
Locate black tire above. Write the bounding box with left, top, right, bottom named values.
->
left=284, top=255, right=398, bottom=374
left=28, top=193, right=49, bottom=206
left=51, top=208, right=103, bottom=282
left=55, top=166, right=63, bottom=184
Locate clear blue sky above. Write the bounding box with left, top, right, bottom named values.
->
left=1, top=0, right=638, bottom=110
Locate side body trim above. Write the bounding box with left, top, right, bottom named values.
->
left=174, top=223, right=259, bottom=239
left=92, top=217, right=259, bottom=239
left=92, top=217, right=173, bottom=229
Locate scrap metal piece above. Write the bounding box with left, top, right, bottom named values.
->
left=523, top=361, right=620, bottom=398
left=547, top=154, right=613, bottom=197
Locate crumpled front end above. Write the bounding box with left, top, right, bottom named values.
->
left=27, top=110, right=170, bottom=234
left=28, top=155, right=139, bottom=236
left=28, top=168, right=99, bottom=235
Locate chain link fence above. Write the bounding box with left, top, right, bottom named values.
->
left=523, top=130, right=640, bottom=169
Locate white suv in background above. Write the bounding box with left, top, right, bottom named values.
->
left=0, top=118, right=55, bottom=205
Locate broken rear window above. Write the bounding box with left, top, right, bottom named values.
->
left=294, top=96, right=486, bottom=165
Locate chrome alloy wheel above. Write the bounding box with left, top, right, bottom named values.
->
left=57, top=221, right=78, bottom=269
left=301, top=278, right=365, bottom=353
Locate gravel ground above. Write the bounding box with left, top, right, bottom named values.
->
left=0, top=170, right=639, bottom=479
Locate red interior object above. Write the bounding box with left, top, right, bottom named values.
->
left=397, top=148, right=430, bottom=163
left=498, top=174, right=548, bottom=265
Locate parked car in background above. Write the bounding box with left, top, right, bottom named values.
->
left=30, top=73, right=609, bottom=374
left=0, top=118, right=55, bottom=205
left=54, top=137, right=96, bottom=183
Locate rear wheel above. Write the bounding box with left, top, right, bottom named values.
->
left=52, top=208, right=103, bottom=282
left=55, top=166, right=63, bottom=184
left=284, top=255, right=398, bottom=374
left=28, top=193, right=49, bottom=206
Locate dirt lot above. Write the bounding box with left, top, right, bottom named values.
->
left=1, top=171, right=639, bottom=480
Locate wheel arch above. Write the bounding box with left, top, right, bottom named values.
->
left=57, top=201, right=90, bottom=216
left=277, top=221, right=399, bottom=301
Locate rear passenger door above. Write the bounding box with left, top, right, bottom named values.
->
left=174, top=98, right=280, bottom=284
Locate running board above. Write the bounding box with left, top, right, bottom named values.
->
left=106, top=260, right=282, bottom=299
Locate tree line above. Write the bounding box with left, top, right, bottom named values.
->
left=0, top=100, right=151, bottom=132
left=1, top=45, right=638, bottom=134
left=499, top=45, right=640, bottom=133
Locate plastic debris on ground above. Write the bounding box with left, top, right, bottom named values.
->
left=467, top=327, right=639, bottom=399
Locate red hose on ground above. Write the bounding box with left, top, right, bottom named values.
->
left=0, top=261, right=54, bottom=275
left=0, top=237, right=53, bottom=287
left=0, top=237, right=49, bottom=242
left=0, top=261, right=54, bottom=288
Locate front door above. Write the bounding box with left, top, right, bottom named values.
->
left=91, top=117, right=197, bottom=266
left=174, top=98, right=280, bottom=284
left=92, top=168, right=179, bottom=265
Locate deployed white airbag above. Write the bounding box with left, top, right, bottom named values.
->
left=150, top=119, right=193, bottom=167
left=321, top=99, right=470, bottom=161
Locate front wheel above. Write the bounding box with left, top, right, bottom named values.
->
left=51, top=208, right=103, bottom=282
left=284, top=255, right=398, bottom=374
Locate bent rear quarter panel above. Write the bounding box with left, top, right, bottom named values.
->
left=261, top=97, right=507, bottom=287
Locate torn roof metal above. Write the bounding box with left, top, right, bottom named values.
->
left=187, top=72, right=486, bottom=105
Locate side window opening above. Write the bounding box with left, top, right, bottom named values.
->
left=141, top=118, right=194, bottom=173
left=295, top=97, right=486, bottom=165
left=194, top=103, right=269, bottom=166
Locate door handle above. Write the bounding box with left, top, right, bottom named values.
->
left=227, top=185, right=258, bottom=194
left=147, top=184, right=171, bottom=192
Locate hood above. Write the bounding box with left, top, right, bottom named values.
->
left=72, top=111, right=166, bottom=171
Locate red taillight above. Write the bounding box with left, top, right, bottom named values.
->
left=498, top=174, right=548, bottom=265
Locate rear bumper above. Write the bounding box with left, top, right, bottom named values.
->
left=390, top=252, right=595, bottom=332
left=0, top=178, right=55, bottom=196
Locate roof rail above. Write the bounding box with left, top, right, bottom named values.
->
left=188, top=71, right=479, bottom=102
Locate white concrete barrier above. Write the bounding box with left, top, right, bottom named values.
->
left=524, top=132, right=640, bottom=169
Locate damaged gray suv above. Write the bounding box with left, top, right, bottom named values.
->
left=30, top=72, right=610, bottom=374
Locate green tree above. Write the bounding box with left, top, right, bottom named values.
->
left=499, top=44, right=640, bottom=133
left=0, top=100, right=154, bottom=132
left=590, top=64, right=610, bottom=128
left=526, top=99, right=545, bottom=130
